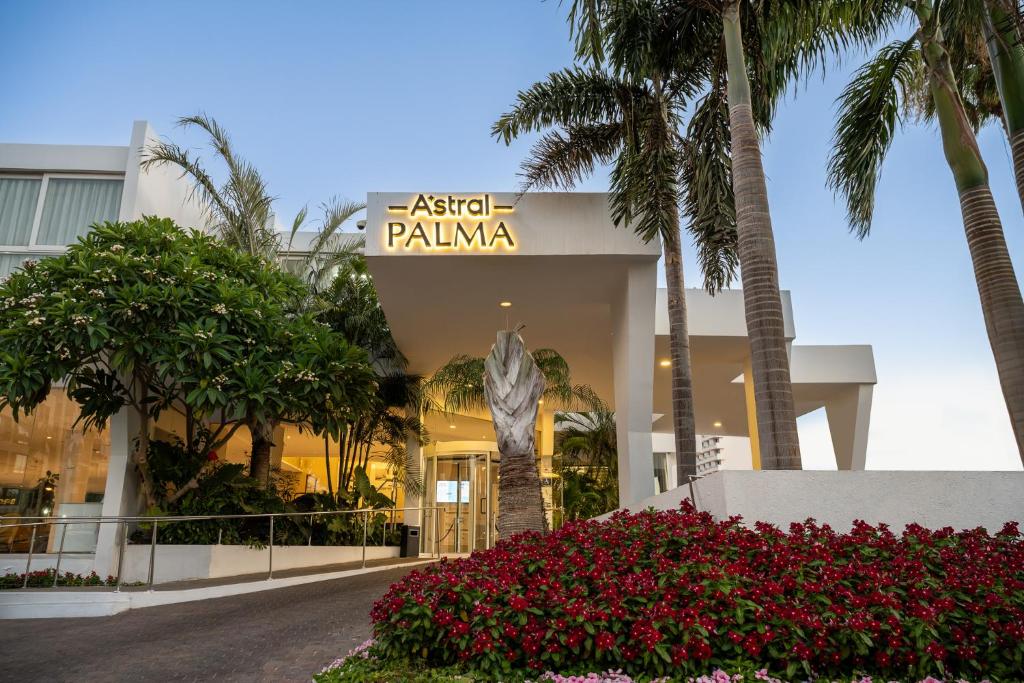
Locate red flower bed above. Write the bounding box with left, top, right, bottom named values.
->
left=371, top=503, right=1024, bottom=681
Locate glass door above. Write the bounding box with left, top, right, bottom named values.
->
left=426, top=453, right=498, bottom=554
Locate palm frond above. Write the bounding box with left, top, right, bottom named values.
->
left=681, top=84, right=739, bottom=293
left=519, top=122, right=624, bottom=193
left=827, top=39, right=922, bottom=238
left=492, top=68, right=632, bottom=144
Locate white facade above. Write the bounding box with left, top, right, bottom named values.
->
left=363, top=191, right=878, bottom=510
left=0, top=122, right=206, bottom=576
left=0, top=135, right=879, bottom=575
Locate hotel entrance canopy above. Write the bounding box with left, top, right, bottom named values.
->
left=364, top=192, right=876, bottom=505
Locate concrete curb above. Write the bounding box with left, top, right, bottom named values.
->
left=0, top=559, right=435, bottom=619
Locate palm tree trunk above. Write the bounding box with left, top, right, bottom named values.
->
left=484, top=331, right=547, bottom=538
left=984, top=0, right=1024, bottom=216
left=722, top=1, right=802, bottom=469
left=920, top=13, right=1024, bottom=460
left=663, top=223, right=698, bottom=483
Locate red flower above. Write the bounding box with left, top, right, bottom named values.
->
left=206, top=450, right=218, bottom=461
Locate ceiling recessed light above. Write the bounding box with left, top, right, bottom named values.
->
left=449, top=424, right=456, bottom=429
left=712, top=420, right=723, bottom=428
left=499, top=301, right=512, bottom=308
left=659, top=359, right=671, bottom=367
left=538, top=398, right=544, bottom=405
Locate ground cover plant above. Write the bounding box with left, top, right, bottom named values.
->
left=0, top=569, right=116, bottom=589
left=368, top=503, right=1024, bottom=682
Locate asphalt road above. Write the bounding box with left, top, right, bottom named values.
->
left=1, top=565, right=420, bottom=683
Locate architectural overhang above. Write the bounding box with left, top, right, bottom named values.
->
left=364, top=192, right=660, bottom=406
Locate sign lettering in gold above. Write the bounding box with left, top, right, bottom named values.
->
left=385, top=194, right=516, bottom=252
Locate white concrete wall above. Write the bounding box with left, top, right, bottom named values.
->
left=120, top=121, right=207, bottom=229
left=659, top=288, right=796, bottom=340
left=620, top=471, right=1024, bottom=532
left=121, top=544, right=401, bottom=585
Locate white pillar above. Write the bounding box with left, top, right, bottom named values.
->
left=93, top=407, right=141, bottom=576
left=826, top=384, right=874, bottom=470
left=612, top=260, right=657, bottom=506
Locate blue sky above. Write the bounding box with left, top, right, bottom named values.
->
left=3, top=0, right=1022, bottom=470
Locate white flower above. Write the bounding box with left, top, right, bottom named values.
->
left=211, top=303, right=228, bottom=315
left=109, top=244, right=124, bottom=253
left=27, top=316, right=45, bottom=327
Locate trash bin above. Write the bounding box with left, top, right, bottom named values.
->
left=400, top=525, right=420, bottom=557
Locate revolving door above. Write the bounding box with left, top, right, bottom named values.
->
left=424, top=452, right=498, bottom=554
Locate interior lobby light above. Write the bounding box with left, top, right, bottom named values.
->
left=713, top=420, right=723, bottom=428
left=499, top=301, right=512, bottom=308
left=449, top=424, right=456, bottom=429
left=659, top=359, right=671, bottom=367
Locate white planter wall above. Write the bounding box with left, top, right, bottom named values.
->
left=621, top=471, right=1024, bottom=531
left=121, top=544, right=400, bottom=585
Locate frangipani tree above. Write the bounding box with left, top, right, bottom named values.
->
left=0, top=218, right=377, bottom=505
left=428, top=332, right=600, bottom=538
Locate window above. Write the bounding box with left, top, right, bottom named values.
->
left=0, top=178, right=41, bottom=245
left=0, top=174, right=124, bottom=278
left=37, top=178, right=122, bottom=245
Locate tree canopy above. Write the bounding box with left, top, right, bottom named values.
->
left=0, top=216, right=376, bottom=506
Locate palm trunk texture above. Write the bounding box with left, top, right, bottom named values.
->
left=984, top=0, right=1024, bottom=217
left=484, top=330, right=547, bottom=539
left=664, top=225, right=698, bottom=483
left=917, top=7, right=1024, bottom=462
left=722, top=2, right=802, bottom=470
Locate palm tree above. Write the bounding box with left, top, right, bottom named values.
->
left=427, top=332, right=601, bottom=538
left=554, top=408, right=619, bottom=521
left=902, top=1, right=1024, bottom=216
left=563, top=0, right=840, bottom=470
left=493, top=15, right=720, bottom=483
left=315, top=249, right=424, bottom=498
left=828, top=0, right=1024, bottom=461
left=142, top=114, right=370, bottom=484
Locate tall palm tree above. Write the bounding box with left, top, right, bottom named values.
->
left=142, top=114, right=370, bottom=483
left=903, top=1, right=1024, bottom=216
left=705, top=0, right=804, bottom=469
left=828, top=0, right=1024, bottom=461
left=494, top=4, right=725, bottom=483
left=427, top=333, right=601, bottom=537
left=565, top=0, right=844, bottom=470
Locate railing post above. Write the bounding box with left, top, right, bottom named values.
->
left=147, top=520, right=158, bottom=590
left=434, top=507, right=440, bottom=558
left=308, top=513, right=313, bottom=546
left=361, top=510, right=368, bottom=568
left=267, top=515, right=274, bottom=580
left=115, top=520, right=128, bottom=592
left=23, top=524, right=37, bottom=588
left=52, top=521, right=68, bottom=588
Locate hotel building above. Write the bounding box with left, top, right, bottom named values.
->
left=0, top=122, right=877, bottom=572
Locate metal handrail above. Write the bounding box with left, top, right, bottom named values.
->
left=1, top=505, right=442, bottom=591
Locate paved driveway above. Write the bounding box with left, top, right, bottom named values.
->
left=1, top=565, right=420, bottom=683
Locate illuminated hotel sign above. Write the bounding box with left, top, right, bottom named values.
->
left=385, top=194, right=516, bottom=252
